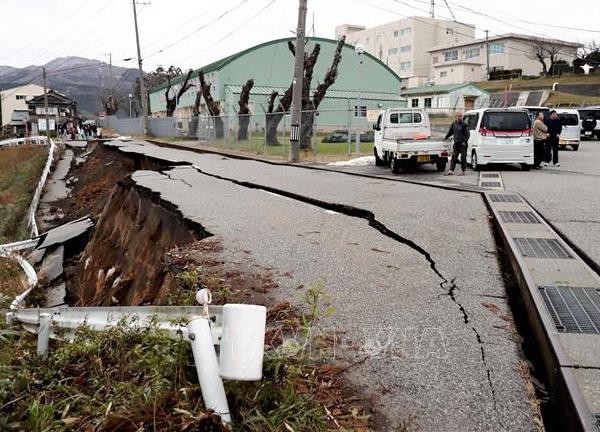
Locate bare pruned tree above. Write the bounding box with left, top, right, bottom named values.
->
left=237, top=79, right=254, bottom=140
left=100, top=94, right=123, bottom=116
left=527, top=41, right=564, bottom=76
left=165, top=69, right=194, bottom=117
left=199, top=71, right=224, bottom=138
left=300, top=36, right=346, bottom=149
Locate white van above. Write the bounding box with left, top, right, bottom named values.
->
left=373, top=108, right=431, bottom=165
left=463, top=108, right=533, bottom=171
left=555, top=109, right=581, bottom=151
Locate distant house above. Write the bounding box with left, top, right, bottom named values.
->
left=428, top=33, right=582, bottom=85
left=27, top=90, right=78, bottom=135
left=400, top=83, right=489, bottom=115
left=0, top=83, right=44, bottom=127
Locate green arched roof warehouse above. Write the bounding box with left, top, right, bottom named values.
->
left=149, top=37, right=404, bottom=116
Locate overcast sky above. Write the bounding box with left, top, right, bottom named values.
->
left=0, top=0, right=598, bottom=71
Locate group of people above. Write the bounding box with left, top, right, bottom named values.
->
left=443, top=110, right=564, bottom=175
left=59, top=122, right=102, bottom=141
left=533, top=110, right=562, bottom=169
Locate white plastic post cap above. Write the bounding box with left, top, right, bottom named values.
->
left=196, top=288, right=212, bottom=305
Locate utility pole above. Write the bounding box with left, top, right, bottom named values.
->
left=430, top=0, right=435, bottom=18
left=132, top=0, right=149, bottom=136
left=289, top=0, right=308, bottom=162
left=102, top=52, right=113, bottom=93
left=42, top=67, right=51, bottom=142
left=485, top=30, right=490, bottom=80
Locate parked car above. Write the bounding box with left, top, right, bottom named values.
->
left=511, top=106, right=550, bottom=125
left=555, top=109, right=581, bottom=151
left=578, top=107, right=600, bottom=140
left=373, top=108, right=448, bottom=172
left=322, top=130, right=350, bottom=143
left=373, top=108, right=432, bottom=167
left=463, top=108, right=533, bottom=171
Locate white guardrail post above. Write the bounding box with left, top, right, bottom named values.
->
left=187, top=316, right=232, bottom=423
left=6, top=289, right=267, bottom=427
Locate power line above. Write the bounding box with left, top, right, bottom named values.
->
left=143, top=0, right=250, bottom=60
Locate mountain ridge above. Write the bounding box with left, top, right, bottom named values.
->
left=0, top=56, right=140, bottom=116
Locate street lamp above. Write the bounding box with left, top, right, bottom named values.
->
left=355, top=44, right=364, bottom=153
left=128, top=94, right=133, bottom=118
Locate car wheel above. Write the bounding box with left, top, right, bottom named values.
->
left=471, top=150, right=481, bottom=171
left=390, top=157, right=401, bottom=174
left=374, top=147, right=385, bottom=166
left=572, top=144, right=579, bottom=151
left=521, top=163, right=531, bottom=171
left=436, top=159, right=447, bottom=172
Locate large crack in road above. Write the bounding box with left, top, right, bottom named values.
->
left=186, top=164, right=500, bottom=412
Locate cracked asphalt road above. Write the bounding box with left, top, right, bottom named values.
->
left=109, top=140, right=536, bottom=430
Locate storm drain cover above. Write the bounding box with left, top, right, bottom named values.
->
left=490, top=194, right=521, bottom=203
left=539, top=286, right=600, bottom=334
left=500, top=211, right=540, bottom=224
left=514, top=238, right=572, bottom=259
left=481, top=181, right=502, bottom=188
left=481, top=173, right=500, bottom=178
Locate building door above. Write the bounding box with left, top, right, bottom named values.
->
left=464, top=96, right=477, bottom=111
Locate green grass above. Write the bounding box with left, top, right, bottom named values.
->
left=476, top=74, right=600, bottom=91
left=208, top=131, right=373, bottom=160
left=0, top=144, right=48, bottom=243
left=545, top=91, right=600, bottom=107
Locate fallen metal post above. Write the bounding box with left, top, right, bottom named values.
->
left=188, top=316, right=231, bottom=423
left=37, top=313, right=51, bottom=356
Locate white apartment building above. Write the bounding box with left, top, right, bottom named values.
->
left=336, top=17, right=475, bottom=87
left=0, top=83, right=45, bottom=126
left=428, top=33, right=582, bottom=85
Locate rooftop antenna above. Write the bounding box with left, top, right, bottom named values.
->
left=430, top=0, right=434, bottom=18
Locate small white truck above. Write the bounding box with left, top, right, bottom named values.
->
left=373, top=108, right=450, bottom=173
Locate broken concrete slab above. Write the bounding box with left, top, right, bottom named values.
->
left=45, top=281, right=67, bottom=308
left=35, top=217, right=94, bottom=250
left=38, top=245, right=64, bottom=284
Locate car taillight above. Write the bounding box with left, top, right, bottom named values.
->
left=441, top=150, right=449, bottom=157
left=479, top=127, right=490, bottom=136
left=522, top=128, right=532, bottom=137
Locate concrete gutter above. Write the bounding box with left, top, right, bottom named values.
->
left=486, top=191, right=600, bottom=431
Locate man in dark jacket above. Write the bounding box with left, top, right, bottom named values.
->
left=444, top=111, right=470, bottom=176
left=544, top=110, right=562, bottom=167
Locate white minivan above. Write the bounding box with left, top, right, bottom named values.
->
left=463, top=108, right=534, bottom=171
left=555, top=109, right=581, bottom=151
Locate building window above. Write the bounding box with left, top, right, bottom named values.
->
left=400, top=45, right=411, bottom=53
left=424, top=98, right=432, bottom=108
left=400, top=27, right=412, bottom=35
left=440, top=71, right=448, bottom=78
left=489, top=42, right=505, bottom=54
left=432, top=56, right=439, bottom=64
left=16, top=95, right=26, bottom=100
left=411, top=98, right=419, bottom=107
left=436, top=96, right=446, bottom=108
left=354, top=105, right=367, bottom=118
left=393, top=30, right=399, bottom=37
left=388, top=48, right=398, bottom=55
left=400, top=61, right=411, bottom=70
left=464, top=47, right=480, bottom=59
left=444, top=50, right=458, bottom=62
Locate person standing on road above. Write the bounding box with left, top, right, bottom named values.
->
left=544, top=110, right=562, bottom=167
left=444, top=111, right=470, bottom=176
left=533, top=112, right=548, bottom=169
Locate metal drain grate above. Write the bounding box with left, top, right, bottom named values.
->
left=481, top=173, right=500, bottom=178
left=490, top=194, right=521, bottom=203
left=500, top=211, right=540, bottom=224
left=481, top=182, right=502, bottom=188
left=539, top=286, right=600, bottom=334
left=514, top=238, right=573, bottom=259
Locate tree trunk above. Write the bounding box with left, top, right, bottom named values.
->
left=165, top=69, right=194, bottom=117
left=299, top=108, right=315, bottom=149
left=199, top=70, right=223, bottom=139
left=266, top=112, right=284, bottom=145
left=237, top=79, right=254, bottom=140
